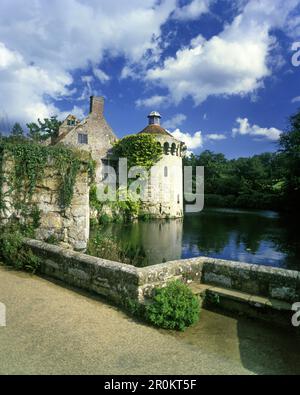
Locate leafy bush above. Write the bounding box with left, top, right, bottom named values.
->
left=112, top=134, right=163, bottom=170
left=123, top=298, right=145, bottom=317
left=0, top=224, right=40, bottom=273
left=145, top=280, right=200, bottom=331
left=88, top=226, right=147, bottom=266
left=44, top=234, right=60, bottom=245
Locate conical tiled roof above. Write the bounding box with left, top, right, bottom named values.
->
left=138, top=124, right=172, bottom=136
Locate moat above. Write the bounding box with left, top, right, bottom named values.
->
left=91, top=208, right=300, bottom=271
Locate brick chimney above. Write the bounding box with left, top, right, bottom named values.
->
left=90, top=96, right=104, bottom=117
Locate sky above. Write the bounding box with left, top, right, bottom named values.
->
left=0, top=0, right=300, bottom=158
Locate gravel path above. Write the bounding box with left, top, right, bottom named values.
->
left=1, top=266, right=299, bottom=375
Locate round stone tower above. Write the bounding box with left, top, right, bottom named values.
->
left=138, top=111, right=186, bottom=219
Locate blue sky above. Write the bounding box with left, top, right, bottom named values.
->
left=0, top=0, right=300, bottom=158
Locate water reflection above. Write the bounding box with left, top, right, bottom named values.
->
left=97, top=219, right=183, bottom=267
left=92, top=209, right=300, bottom=271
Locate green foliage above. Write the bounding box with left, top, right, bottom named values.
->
left=145, top=280, right=200, bottom=331
left=112, top=134, right=163, bottom=170
left=184, top=149, right=286, bottom=211
left=279, top=110, right=300, bottom=209
left=90, top=183, right=142, bottom=223
left=123, top=298, right=145, bottom=317
left=11, top=123, right=25, bottom=140
left=206, top=292, right=220, bottom=306
left=94, top=134, right=162, bottom=222
left=87, top=226, right=147, bottom=266
left=27, top=116, right=62, bottom=142
left=52, top=145, right=81, bottom=208
left=44, top=234, right=60, bottom=245
left=0, top=139, right=87, bottom=214
left=89, top=184, right=103, bottom=211
left=139, top=213, right=153, bottom=222
left=0, top=222, right=40, bottom=273
left=99, top=213, right=111, bottom=225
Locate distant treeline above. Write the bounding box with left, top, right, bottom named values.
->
left=184, top=110, right=300, bottom=212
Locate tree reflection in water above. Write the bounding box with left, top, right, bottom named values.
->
left=89, top=209, right=300, bottom=271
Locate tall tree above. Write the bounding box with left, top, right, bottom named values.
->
left=11, top=123, right=25, bottom=139
left=27, top=116, right=62, bottom=142
left=279, top=109, right=300, bottom=209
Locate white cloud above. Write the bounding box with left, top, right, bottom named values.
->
left=136, top=95, right=169, bottom=108
left=232, top=118, right=282, bottom=141
left=146, top=0, right=300, bottom=105
left=93, top=68, right=110, bottom=83
left=163, top=113, right=187, bottom=129
left=60, top=106, right=86, bottom=121
left=173, top=0, right=212, bottom=21
left=205, top=133, right=227, bottom=141
left=291, top=96, right=300, bottom=103
left=0, top=42, right=71, bottom=123
left=171, top=128, right=203, bottom=150
left=0, top=0, right=178, bottom=122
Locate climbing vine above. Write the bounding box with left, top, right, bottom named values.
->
left=111, top=134, right=163, bottom=170
left=0, top=138, right=94, bottom=215
left=91, top=134, right=163, bottom=223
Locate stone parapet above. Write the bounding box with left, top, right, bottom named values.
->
left=24, top=239, right=300, bottom=312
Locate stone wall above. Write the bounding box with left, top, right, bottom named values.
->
left=25, top=239, right=140, bottom=305
left=201, top=258, right=300, bottom=303
left=24, top=239, right=300, bottom=306
left=1, top=154, right=90, bottom=250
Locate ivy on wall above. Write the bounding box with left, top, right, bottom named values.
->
left=0, top=138, right=94, bottom=216
left=111, top=134, right=163, bottom=170
left=91, top=134, right=163, bottom=224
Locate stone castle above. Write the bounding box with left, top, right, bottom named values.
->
left=54, top=96, right=186, bottom=218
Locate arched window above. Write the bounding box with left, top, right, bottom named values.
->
left=164, top=142, right=169, bottom=155
left=171, top=143, right=176, bottom=156
left=164, top=166, right=168, bottom=177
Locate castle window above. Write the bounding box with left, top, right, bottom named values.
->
left=164, top=166, right=168, bottom=177
left=67, top=119, right=75, bottom=126
left=164, top=142, right=169, bottom=155
left=177, top=194, right=180, bottom=204
left=171, top=143, right=176, bottom=156
left=78, top=133, right=88, bottom=145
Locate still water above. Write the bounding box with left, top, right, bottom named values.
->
left=95, top=209, right=300, bottom=270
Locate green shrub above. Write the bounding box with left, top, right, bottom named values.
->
left=0, top=225, right=40, bottom=273
left=123, top=298, right=145, bottom=317
left=145, top=280, right=200, bottom=331
left=99, top=213, right=112, bottom=225
left=44, top=234, right=60, bottom=245
left=112, top=134, right=163, bottom=170
left=87, top=227, right=147, bottom=266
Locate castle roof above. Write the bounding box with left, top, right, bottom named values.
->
left=138, top=124, right=173, bottom=137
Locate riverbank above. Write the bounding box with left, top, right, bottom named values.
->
left=1, top=266, right=300, bottom=375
